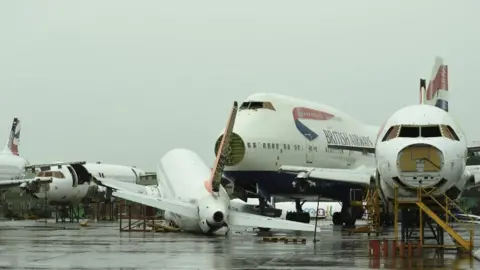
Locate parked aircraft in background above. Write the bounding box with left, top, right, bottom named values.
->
left=336, top=57, right=480, bottom=204
left=29, top=162, right=145, bottom=205
left=0, top=118, right=51, bottom=191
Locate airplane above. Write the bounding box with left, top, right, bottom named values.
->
left=373, top=57, right=480, bottom=202
left=29, top=161, right=146, bottom=206
left=216, top=57, right=480, bottom=228
left=0, top=118, right=145, bottom=209
left=215, top=94, right=378, bottom=227
left=0, top=118, right=52, bottom=192
left=94, top=102, right=318, bottom=235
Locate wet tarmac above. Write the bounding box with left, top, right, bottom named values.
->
left=0, top=219, right=478, bottom=269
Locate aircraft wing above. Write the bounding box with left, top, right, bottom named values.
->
left=465, top=165, right=480, bottom=186
left=0, top=179, right=30, bottom=190
left=93, top=176, right=197, bottom=218
left=278, top=165, right=375, bottom=186
left=468, top=144, right=480, bottom=153
left=113, top=190, right=198, bottom=218
left=228, top=211, right=319, bottom=232
left=0, top=178, right=53, bottom=191
left=94, top=176, right=148, bottom=194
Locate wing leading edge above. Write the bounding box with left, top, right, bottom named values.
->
left=278, top=165, right=375, bottom=186
left=0, top=178, right=52, bottom=191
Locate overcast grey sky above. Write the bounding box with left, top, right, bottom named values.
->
left=1, top=1, right=479, bottom=171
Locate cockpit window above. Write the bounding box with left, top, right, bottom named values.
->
left=382, top=125, right=400, bottom=141
left=37, top=171, right=65, bottom=178
left=440, top=125, right=460, bottom=141
left=382, top=124, right=460, bottom=141
left=398, top=126, right=420, bottom=138
left=420, top=125, right=442, bottom=138
left=239, top=101, right=276, bottom=111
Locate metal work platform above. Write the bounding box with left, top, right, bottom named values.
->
left=349, top=187, right=382, bottom=236
left=393, top=186, right=474, bottom=254
left=118, top=200, right=164, bottom=232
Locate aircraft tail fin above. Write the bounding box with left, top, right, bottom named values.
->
left=205, top=102, right=239, bottom=195
left=422, top=56, right=449, bottom=112
left=2, top=118, right=21, bottom=156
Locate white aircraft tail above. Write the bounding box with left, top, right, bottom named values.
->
left=420, top=56, right=449, bottom=112
left=205, top=102, right=238, bottom=195
left=2, top=118, right=21, bottom=156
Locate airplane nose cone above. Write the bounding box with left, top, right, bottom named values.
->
left=214, top=132, right=246, bottom=166
left=396, top=143, right=444, bottom=188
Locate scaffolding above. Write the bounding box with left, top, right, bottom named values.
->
left=119, top=200, right=164, bottom=232
left=53, top=204, right=82, bottom=223
left=89, top=201, right=117, bottom=221
left=349, top=187, right=382, bottom=236
left=393, top=186, right=475, bottom=253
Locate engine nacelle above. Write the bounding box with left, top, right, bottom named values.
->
left=197, top=196, right=227, bottom=233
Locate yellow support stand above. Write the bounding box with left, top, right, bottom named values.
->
left=349, top=187, right=382, bottom=236
left=393, top=186, right=475, bottom=254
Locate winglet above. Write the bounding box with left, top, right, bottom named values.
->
left=3, top=118, right=21, bottom=155
left=205, top=102, right=239, bottom=194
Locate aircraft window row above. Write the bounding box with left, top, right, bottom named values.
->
left=246, top=142, right=307, bottom=151
left=325, top=147, right=343, bottom=153
left=37, top=171, right=65, bottom=178
left=239, top=101, right=276, bottom=111
left=382, top=125, right=459, bottom=141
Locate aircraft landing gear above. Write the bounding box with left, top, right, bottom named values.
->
left=332, top=202, right=363, bottom=228
left=285, top=199, right=311, bottom=224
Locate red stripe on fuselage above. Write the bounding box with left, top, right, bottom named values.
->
left=292, top=107, right=334, bottom=121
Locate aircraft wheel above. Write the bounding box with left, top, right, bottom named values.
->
left=332, top=212, right=342, bottom=225
left=344, top=217, right=356, bottom=228
left=300, top=212, right=311, bottom=223
left=352, top=206, right=365, bottom=220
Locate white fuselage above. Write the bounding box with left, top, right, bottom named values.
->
left=375, top=104, right=468, bottom=200
left=156, top=149, right=231, bottom=235
left=0, top=153, right=27, bottom=181
left=220, top=93, right=378, bottom=200
left=33, top=163, right=145, bottom=204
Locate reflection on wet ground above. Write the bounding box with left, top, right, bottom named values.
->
left=0, top=219, right=478, bottom=269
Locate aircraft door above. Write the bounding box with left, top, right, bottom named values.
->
left=66, top=165, right=78, bottom=187
left=305, top=134, right=314, bottom=164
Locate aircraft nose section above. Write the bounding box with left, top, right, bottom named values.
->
left=396, top=143, right=444, bottom=188
left=214, top=132, right=246, bottom=166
